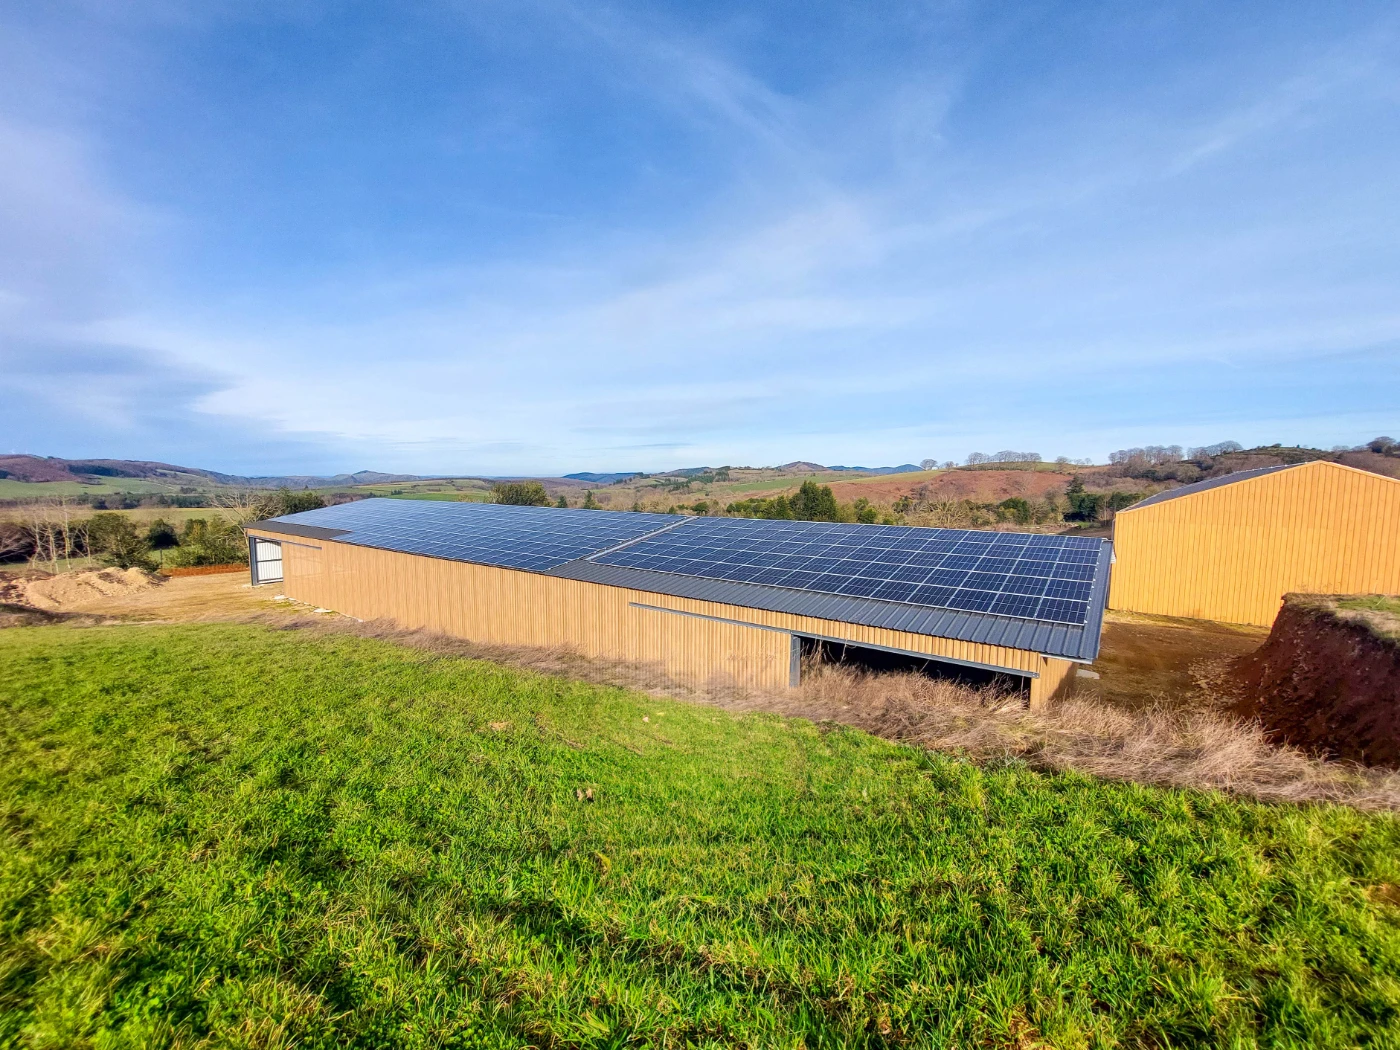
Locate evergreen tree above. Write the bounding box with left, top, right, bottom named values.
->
left=789, top=481, right=838, bottom=522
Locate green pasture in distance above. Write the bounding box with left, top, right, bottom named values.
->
left=0, top=478, right=186, bottom=499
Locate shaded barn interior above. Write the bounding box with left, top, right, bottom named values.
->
left=798, top=636, right=1031, bottom=696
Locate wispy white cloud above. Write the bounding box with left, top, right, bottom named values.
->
left=3, top=1, right=1398, bottom=473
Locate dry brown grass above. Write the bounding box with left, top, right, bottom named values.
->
left=243, top=613, right=1400, bottom=811
left=785, top=665, right=1400, bottom=810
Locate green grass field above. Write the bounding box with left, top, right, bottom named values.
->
left=382, top=492, right=492, bottom=503
left=0, top=478, right=185, bottom=500
left=2, top=625, right=1399, bottom=1048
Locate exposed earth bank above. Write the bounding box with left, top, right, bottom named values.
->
left=1232, top=594, right=1400, bottom=766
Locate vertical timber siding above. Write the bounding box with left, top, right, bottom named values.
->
left=1109, top=461, right=1400, bottom=627
left=250, top=532, right=1073, bottom=704
left=1034, top=657, right=1076, bottom=711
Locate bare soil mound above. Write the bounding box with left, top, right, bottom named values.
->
left=829, top=469, right=1069, bottom=506
left=1231, top=594, right=1400, bottom=766
left=0, top=568, right=163, bottom=611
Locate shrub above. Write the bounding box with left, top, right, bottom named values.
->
left=726, top=497, right=793, bottom=520
left=84, top=512, right=131, bottom=555
left=1064, top=477, right=1105, bottom=522
left=555, top=496, right=569, bottom=509
left=0, top=522, right=33, bottom=563
left=84, top=514, right=156, bottom=570
left=581, top=491, right=600, bottom=510
left=996, top=497, right=1033, bottom=525
left=274, top=490, right=326, bottom=515
left=490, top=481, right=550, bottom=506
left=168, top=518, right=247, bottom=567
left=146, top=519, right=179, bottom=550
left=852, top=497, right=879, bottom=524
left=1105, top=491, right=1145, bottom=513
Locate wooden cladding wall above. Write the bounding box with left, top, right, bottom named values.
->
left=251, top=531, right=1076, bottom=707
left=1109, top=461, right=1400, bottom=627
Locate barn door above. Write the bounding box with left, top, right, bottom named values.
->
left=251, top=538, right=283, bottom=584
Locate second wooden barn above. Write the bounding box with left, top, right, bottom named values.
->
left=1109, top=459, right=1400, bottom=627
left=246, top=499, right=1114, bottom=709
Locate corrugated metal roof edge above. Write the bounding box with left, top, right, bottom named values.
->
left=1078, top=540, right=1114, bottom=661
left=1122, top=462, right=1301, bottom=512
left=545, top=551, right=1110, bottom=662
left=246, top=519, right=351, bottom=541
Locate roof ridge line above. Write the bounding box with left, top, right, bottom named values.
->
left=584, top=516, right=696, bottom=561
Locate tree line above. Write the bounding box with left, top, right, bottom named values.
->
left=1, top=490, right=327, bottom=573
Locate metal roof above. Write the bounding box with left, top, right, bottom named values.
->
left=249, top=498, right=1112, bottom=661
left=1124, top=462, right=1302, bottom=512
left=249, top=520, right=350, bottom=542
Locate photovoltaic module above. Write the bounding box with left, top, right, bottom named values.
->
left=276, top=498, right=682, bottom=572
left=272, top=499, right=1106, bottom=628
left=591, top=516, right=1101, bottom=626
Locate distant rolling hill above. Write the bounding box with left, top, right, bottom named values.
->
left=826, top=463, right=923, bottom=475
left=0, top=455, right=437, bottom=489
left=563, top=472, right=643, bottom=485
left=777, top=461, right=923, bottom=475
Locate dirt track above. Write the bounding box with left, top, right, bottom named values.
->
left=1, top=569, right=278, bottom=623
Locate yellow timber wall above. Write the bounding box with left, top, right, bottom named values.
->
left=250, top=530, right=1078, bottom=709
left=1109, top=460, right=1400, bottom=627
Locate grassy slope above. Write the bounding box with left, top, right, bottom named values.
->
left=1338, top=595, right=1400, bottom=617
left=0, top=479, right=185, bottom=499
left=1335, top=595, right=1400, bottom=643
left=1, top=626, right=1399, bottom=1049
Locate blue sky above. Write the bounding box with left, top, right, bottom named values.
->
left=2, top=1, right=1397, bottom=476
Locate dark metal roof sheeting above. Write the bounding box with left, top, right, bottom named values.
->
left=246, top=520, right=351, bottom=541
left=547, top=538, right=1112, bottom=662
left=1125, top=463, right=1301, bottom=512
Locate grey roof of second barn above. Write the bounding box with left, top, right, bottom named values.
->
left=251, top=498, right=1113, bottom=661
left=1125, top=462, right=1302, bottom=512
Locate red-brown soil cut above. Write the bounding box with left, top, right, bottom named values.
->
left=1230, top=594, right=1400, bottom=766
left=161, top=563, right=248, bottom=577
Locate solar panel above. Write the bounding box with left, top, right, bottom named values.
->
left=276, top=498, right=682, bottom=572
left=592, top=517, right=1103, bottom=625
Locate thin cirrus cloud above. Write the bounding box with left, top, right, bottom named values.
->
left=0, top=0, right=1397, bottom=475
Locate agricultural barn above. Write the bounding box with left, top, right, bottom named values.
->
left=1110, top=460, right=1400, bottom=627
left=246, top=499, right=1113, bottom=709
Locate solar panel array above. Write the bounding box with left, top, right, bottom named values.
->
left=272, top=499, right=1107, bottom=627
left=592, top=517, right=1103, bottom=625
left=278, top=499, right=682, bottom=572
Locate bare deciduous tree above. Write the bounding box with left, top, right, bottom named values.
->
left=210, top=490, right=279, bottom=525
